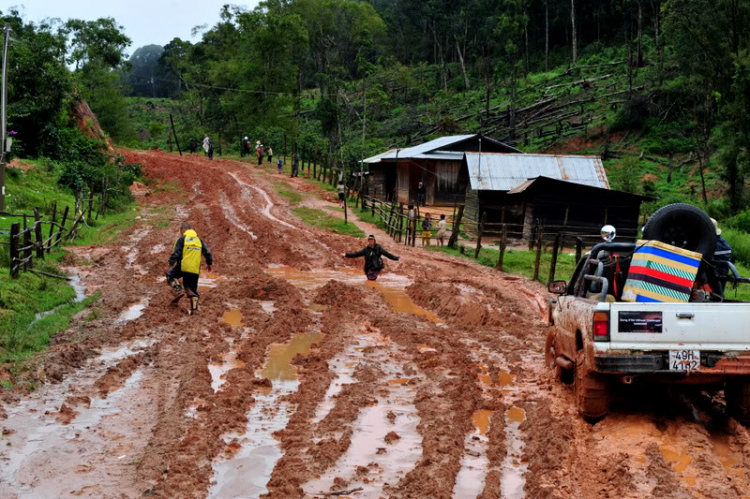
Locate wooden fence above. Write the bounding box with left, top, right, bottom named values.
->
left=350, top=195, right=620, bottom=283
left=2, top=202, right=85, bottom=279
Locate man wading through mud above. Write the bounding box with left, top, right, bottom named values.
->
left=167, top=223, right=214, bottom=314
left=342, top=235, right=400, bottom=281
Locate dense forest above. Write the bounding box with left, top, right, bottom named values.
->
left=5, top=1, right=750, bottom=221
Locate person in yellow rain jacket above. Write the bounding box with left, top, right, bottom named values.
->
left=166, top=223, right=213, bottom=314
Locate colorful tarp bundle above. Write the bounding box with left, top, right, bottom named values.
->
left=621, top=240, right=702, bottom=303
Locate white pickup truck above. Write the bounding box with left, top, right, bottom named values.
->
left=546, top=235, right=750, bottom=422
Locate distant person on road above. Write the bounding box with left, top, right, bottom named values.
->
left=189, top=138, right=197, bottom=154
left=257, top=144, right=264, bottom=166
left=416, top=182, right=426, bottom=207
left=436, top=214, right=448, bottom=246
left=241, top=136, right=248, bottom=157
left=268, top=146, right=273, bottom=164
left=291, top=152, right=300, bottom=178
left=203, top=135, right=210, bottom=155
left=342, top=235, right=400, bottom=281
left=277, top=157, right=283, bottom=174
left=337, top=180, right=346, bottom=207
left=167, top=223, right=214, bottom=315
left=207, top=139, right=214, bottom=160
left=711, top=218, right=734, bottom=296
left=422, top=212, right=432, bottom=246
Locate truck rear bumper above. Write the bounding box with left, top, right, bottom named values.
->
left=594, top=353, right=750, bottom=375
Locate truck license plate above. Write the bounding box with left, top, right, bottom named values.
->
left=669, top=350, right=700, bottom=371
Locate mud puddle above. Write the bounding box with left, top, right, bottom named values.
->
left=0, top=368, right=147, bottom=497
left=97, top=338, right=157, bottom=364
left=29, top=274, right=87, bottom=327
left=209, top=338, right=246, bottom=393
left=218, top=190, right=258, bottom=240
left=453, top=410, right=493, bottom=497
left=209, top=332, right=322, bottom=498
left=116, top=299, right=150, bottom=323
left=502, top=406, right=528, bottom=499
left=221, top=309, right=243, bottom=327
left=267, top=265, right=438, bottom=321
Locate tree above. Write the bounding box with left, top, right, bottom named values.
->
left=127, top=45, right=165, bottom=97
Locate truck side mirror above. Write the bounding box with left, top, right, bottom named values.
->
left=548, top=280, right=567, bottom=294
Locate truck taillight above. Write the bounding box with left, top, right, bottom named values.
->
left=593, top=311, right=610, bottom=342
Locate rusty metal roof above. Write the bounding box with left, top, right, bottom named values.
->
left=465, top=152, right=609, bottom=191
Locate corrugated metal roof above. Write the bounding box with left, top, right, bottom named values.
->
left=362, top=148, right=402, bottom=164
left=466, top=153, right=609, bottom=191
left=379, top=135, right=476, bottom=160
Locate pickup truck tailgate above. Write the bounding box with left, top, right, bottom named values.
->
left=606, top=303, right=750, bottom=351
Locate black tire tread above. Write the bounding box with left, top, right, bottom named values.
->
left=642, top=203, right=716, bottom=257
left=575, top=350, right=609, bottom=420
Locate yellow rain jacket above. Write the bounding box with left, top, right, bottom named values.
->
left=169, top=229, right=213, bottom=274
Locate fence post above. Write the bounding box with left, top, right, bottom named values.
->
left=23, top=225, right=32, bottom=270
left=533, top=220, right=544, bottom=281
left=496, top=207, right=507, bottom=271
left=474, top=211, right=487, bottom=259
left=47, top=202, right=57, bottom=254
left=448, top=204, right=464, bottom=249
left=575, top=237, right=583, bottom=264
left=34, top=207, right=44, bottom=261
left=9, top=222, right=19, bottom=279
left=548, top=232, right=562, bottom=283
left=56, top=206, right=70, bottom=247
left=411, top=217, right=417, bottom=247
left=343, top=195, right=348, bottom=225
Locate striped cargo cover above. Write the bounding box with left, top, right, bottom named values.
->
left=621, top=240, right=702, bottom=303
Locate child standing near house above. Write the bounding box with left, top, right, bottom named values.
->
left=422, top=213, right=432, bottom=246
left=436, top=214, right=448, bottom=246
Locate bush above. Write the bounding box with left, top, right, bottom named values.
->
left=723, top=229, right=750, bottom=267
left=724, top=210, right=750, bottom=233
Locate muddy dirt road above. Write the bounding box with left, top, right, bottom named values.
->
left=3, top=150, right=750, bottom=498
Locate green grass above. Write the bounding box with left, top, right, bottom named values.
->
left=427, top=244, right=578, bottom=285
left=68, top=205, right=141, bottom=247
left=293, top=207, right=365, bottom=238
left=273, top=182, right=304, bottom=205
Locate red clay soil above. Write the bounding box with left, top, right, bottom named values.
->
left=1, top=149, right=750, bottom=498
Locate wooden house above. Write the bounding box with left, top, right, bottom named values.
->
left=363, top=135, right=520, bottom=205
left=458, top=152, right=648, bottom=242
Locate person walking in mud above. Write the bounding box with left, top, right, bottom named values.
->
left=166, top=223, right=214, bottom=315
left=203, top=135, right=210, bottom=156
left=342, top=235, right=400, bottom=281
left=257, top=143, right=264, bottom=166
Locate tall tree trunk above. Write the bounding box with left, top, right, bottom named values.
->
left=509, top=71, right=518, bottom=138
left=650, top=0, right=662, bottom=84
left=545, top=1, right=549, bottom=72
left=701, top=82, right=714, bottom=205
left=455, top=36, right=470, bottom=90
left=525, top=16, right=530, bottom=74
left=636, top=0, right=644, bottom=67
left=485, top=69, right=491, bottom=117
left=571, top=0, right=577, bottom=63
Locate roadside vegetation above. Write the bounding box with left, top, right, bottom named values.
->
left=292, top=207, right=364, bottom=238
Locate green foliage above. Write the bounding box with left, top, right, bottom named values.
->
left=609, top=156, right=641, bottom=194
left=293, top=207, right=365, bottom=237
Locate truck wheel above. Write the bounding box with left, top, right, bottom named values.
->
left=726, top=378, right=750, bottom=425
left=575, top=350, right=609, bottom=421
left=545, top=329, right=573, bottom=383
left=642, top=203, right=716, bottom=257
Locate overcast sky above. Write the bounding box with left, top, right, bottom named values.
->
left=7, top=1, right=262, bottom=57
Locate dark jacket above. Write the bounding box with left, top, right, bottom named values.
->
left=345, top=244, right=399, bottom=273
left=714, top=236, right=733, bottom=275
left=169, top=233, right=213, bottom=270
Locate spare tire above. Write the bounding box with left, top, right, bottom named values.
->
left=642, top=203, right=716, bottom=257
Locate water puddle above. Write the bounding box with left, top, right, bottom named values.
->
left=1, top=369, right=145, bottom=494
left=199, top=271, right=227, bottom=292
left=208, top=351, right=246, bottom=393
left=218, top=190, right=259, bottom=240
left=501, top=406, right=528, bottom=499
left=453, top=410, right=493, bottom=498
left=28, top=275, right=87, bottom=328
left=116, top=300, right=149, bottom=323
left=260, top=301, right=277, bottom=314
left=267, top=265, right=437, bottom=321
left=150, top=243, right=166, bottom=255
left=660, top=446, right=691, bottom=473
left=96, top=339, right=157, bottom=364
left=303, top=389, right=422, bottom=498
left=498, top=369, right=516, bottom=389
left=221, top=309, right=243, bottom=327
left=209, top=331, right=322, bottom=498
left=711, top=434, right=750, bottom=490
